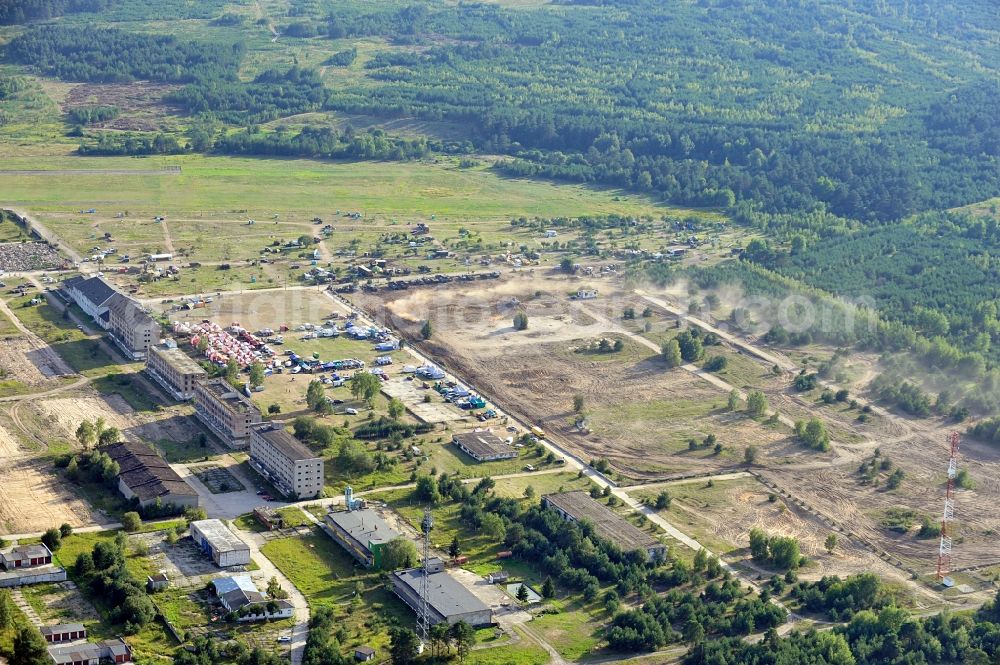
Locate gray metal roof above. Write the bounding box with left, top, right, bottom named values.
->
left=191, top=519, right=250, bottom=553
left=40, top=623, right=84, bottom=636
left=326, top=509, right=398, bottom=552
left=393, top=567, right=490, bottom=618
left=253, top=423, right=320, bottom=462
left=71, top=276, right=116, bottom=308
left=543, top=491, right=662, bottom=552
left=452, top=431, right=516, bottom=460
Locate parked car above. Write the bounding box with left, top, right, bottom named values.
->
left=345, top=407, right=359, bottom=415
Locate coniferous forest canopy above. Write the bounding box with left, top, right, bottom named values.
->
left=3, top=2, right=1000, bottom=665
left=2, top=0, right=998, bottom=383
left=2, top=0, right=1000, bottom=404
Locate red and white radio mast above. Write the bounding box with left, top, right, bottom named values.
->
left=936, top=431, right=961, bottom=584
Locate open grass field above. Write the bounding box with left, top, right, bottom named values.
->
left=260, top=529, right=413, bottom=654
left=2, top=153, right=669, bottom=221
left=6, top=295, right=128, bottom=377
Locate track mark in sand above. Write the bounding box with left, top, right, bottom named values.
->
left=160, top=217, right=176, bottom=254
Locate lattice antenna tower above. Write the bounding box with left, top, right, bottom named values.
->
left=937, top=432, right=961, bottom=583
left=418, top=509, right=434, bottom=643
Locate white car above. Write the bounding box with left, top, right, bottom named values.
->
left=277, top=636, right=291, bottom=643
left=345, top=408, right=359, bottom=415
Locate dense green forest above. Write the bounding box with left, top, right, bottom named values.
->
left=6, top=1, right=998, bottom=222
left=304, top=0, right=1000, bottom=222
left=0, top=0, right=110, bottom=24
left=686, top=592, right=1000, bottom=665
left=6, top=26, right=243, bottom=83
left=748, top=212, right=1000, bottom=360
left=0, top=0, right=226, bottom=23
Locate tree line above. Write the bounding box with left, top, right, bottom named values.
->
left=686, top=590, right=1000, bottom=665
left=0, top=0, right=110, bottom=24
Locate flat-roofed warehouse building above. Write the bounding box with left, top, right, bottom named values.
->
left=249, top=423, right=324, bottom=499
left=103, top=441, right=200, bottom=511
left=452, top=431, right=517, bottom=462
left=542, top=491, right=666, bottom=561
left=146, top=342, right=207, bottom=400
left=194, top=378, right=262, bottom=449
left=392, top=558, right=493, bottom=627
left=323, top=509, right=399, bottom=568
left=189, top=519, right=251, bottom=567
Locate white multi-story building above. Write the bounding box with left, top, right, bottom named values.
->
left=194, top=378, right=262, bottom=448
left=249, top=423, right=324, bottom=499
left=146, top=342, right=206, bottom=400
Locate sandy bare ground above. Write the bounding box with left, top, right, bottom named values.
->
left=0, top=338, right=62, bottom=385
left=34, top=392, right=200, bottom=445
left=35, top=395, right=133, bottom=434
left=356, top=274, right=1000, bottom=599
left=0, top=420, right=95, bottom=534
left=0, top=299, right=74, bottom=380
left=359, top=279, right=789, bottom=479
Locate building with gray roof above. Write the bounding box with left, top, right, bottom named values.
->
left=323, top=509, right=399, bottom=568
left=249, top=423, right=324, bottom=499
left=189, top=519, right=251, bottom=567
left=47, top=637, right=131, bottom=665
left=102, top=441, right=199, bottom=511
left=542, top=491, right=666, bottom=560
left=452, top=431, right=517, bottom=462
left=392, top=559, right=493, bottom=627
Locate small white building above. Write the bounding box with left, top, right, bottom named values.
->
left=190, top=519, right=251, bottom=567
left=212, top=575, right=294, bottom=622
left=576, top=289, right=598, bottom=300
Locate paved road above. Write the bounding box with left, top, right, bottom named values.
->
left=327, top=291, right=792, bottom=602
left=235, top=524, right=309, bottom=665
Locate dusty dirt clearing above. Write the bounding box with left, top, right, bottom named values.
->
left=155, top=289, right=338, bottom=332
left=34, top=391, right=201, bottom=445
left=0, top=458, right=96, bottom=534
left=356, top=274, right=1000, bottom=601
left=35, top=394, right=133, bottom=435
left=358, top=278, right=793, bottom=479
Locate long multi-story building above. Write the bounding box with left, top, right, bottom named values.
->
left=146, top=342, right=207, bottom=401
left=106, top=292, right=158, bottom=360
left=62, top=275, right=116, bottom=327
left=249, top=423, right=324, bottom=499
left=194, top=378, right=262, bottom=449
left=62, top=275, right=158, bottom=359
